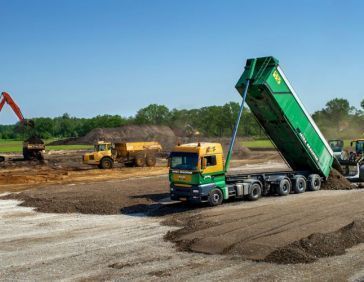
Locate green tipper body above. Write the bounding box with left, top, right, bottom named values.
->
left=236, top=56, right=334, bottom=178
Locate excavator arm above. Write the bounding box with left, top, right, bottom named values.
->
left=0, top=92, right=34, bottom=127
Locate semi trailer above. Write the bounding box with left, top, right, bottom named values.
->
left=169, top=56, right=351, bottom=206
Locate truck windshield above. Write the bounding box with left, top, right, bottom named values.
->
left=96, top=144, right=107, bottom=151
left=170, top=152, right=198, bottom=170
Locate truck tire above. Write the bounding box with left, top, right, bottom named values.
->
left=0, top=156, right=4, bottom=162
left=247, top=183, right=261, bottom=201
left=276, top=178, right=291, bottom=196
left=293, top=176, right=306, bottom=193
left=208, top=189, right=223, bottom=206
left=308, top=174, right=321, bottom=191
left=146, top=155, right=156, bottom=167
left=100, top=157, right=113, bottom=169
left=134, top=155, right=146, bottom=167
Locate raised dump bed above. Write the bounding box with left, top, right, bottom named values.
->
left=235, top=56, right=333, bottom=178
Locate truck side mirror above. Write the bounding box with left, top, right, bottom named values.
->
left=201, top=157, right=207, bottom=169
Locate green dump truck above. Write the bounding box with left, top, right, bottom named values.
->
left=169, top=56, right=341, bottom=206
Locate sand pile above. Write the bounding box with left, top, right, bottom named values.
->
left=264, top=217, right=364, bottom=264
left=321, top=168, right=352, bottom=190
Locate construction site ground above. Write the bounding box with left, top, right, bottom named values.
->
left=0, top=149, right=363, bottom=281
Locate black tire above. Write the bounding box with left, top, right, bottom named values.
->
left=208, top=189, right=223, bottom=206
left=100, top=158, right=113, bottom=169
left=0, top=156, right=4, bottom=162
left=276, top=178, right=291, bottom=196
left=293, top=176, right=306, bottom=193
left=308, top=174, right=321, bottom=191
left=146, top=154, right=156, bottom=167
left=36, top=152, right=44, bottom=161
left=247, top=183, right=262, bottom=201
left=134, top=156, right=145, bottom=167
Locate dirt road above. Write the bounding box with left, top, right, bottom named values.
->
left=1, top=192, right=363, bottom=281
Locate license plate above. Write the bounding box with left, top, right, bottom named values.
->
left=179, top=197, right=187, bottom=201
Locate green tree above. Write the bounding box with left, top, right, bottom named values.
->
left=361, top=99, right=364, bottom=110
left=135, top=104, right=170, bottom=125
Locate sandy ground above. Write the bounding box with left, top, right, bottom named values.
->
left=1, top=193, right=363, bottom=281
left=0, top=149, right=283, bottom=193
left=1, top=150, right=363, bottom=281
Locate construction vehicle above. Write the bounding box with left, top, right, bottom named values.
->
left=0, top=92, right=45, bottom=161
left=169, top=56, right=362, bottom=206
left=83, top=141, right=162, bottom=169
left=338, top=139, right=364, bottom=181
left=328, top=139, right=345, bottom=159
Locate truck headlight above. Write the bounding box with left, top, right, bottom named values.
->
left=170, top=188, right=174, bottom=191
left=192, top=190, right=199, bottom=193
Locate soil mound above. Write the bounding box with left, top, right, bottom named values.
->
left=176, top=137, right=252, bottom=158
left=322, top=168, right=352, bottom=190
left=25, top=135, right=44, bottom=144
left=264, top=218, right=364, bottom=264
left=49, top=125, right=177, bottom=150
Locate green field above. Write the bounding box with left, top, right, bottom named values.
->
left=0, top=139, right=92, bottom=153
left=242, top=139, right=352, bottom=149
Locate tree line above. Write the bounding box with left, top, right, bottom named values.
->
left=0, top=98, right=363, bottom=140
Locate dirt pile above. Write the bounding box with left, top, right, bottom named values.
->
left=49, top=125, right=177, bottom=150
left=321, top=168, right=353, bottom=190
left=264, top=217, right=364, bottom=264
left=24, top=135, right=44, bottom=144
left=177, top=137, right=252, bottom=158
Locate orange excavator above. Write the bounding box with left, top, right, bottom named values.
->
left=0, top=92, right=45, bottom=162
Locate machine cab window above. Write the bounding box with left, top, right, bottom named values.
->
left=202, top=155, right=217, bottom=168
left=355, top=140, right=364, bottom=154
left=95, top=144, right=109, bottom=152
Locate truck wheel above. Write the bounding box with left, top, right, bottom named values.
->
left=208, top=189, right=223, bottom=206
left=277, top=178, right=291, bottom=196
left=293, top=176, right=306, bottom=193
left=247, top=183, right=261, bottom=201
left=146, top=155, right=156, bottom=167
left=308, top=174, right=321, bottom=191
left=101, top=158, right=113, bottom=169
left=135, top=156, right=145, bottom=167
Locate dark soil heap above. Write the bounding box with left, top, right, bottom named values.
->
left=48, top=125, right=177, bottom=151
left=264, top=217, right=364, bottom=264
left=321, top=168, right=352, bottom=190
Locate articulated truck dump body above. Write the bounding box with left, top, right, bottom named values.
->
left=236, top=57, right=334, bottom=178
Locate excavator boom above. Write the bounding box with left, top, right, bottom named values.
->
left=0, top=92, right=34, bottom=127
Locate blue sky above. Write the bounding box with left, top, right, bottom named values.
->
left=0, top=0, right=363, bottom=124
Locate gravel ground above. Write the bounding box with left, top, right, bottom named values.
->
left=1, top=191, right=364, bottom=281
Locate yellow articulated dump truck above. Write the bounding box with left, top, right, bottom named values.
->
left=83, top=141, right=162, bottom=169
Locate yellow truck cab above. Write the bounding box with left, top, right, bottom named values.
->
left=83, top=141, right=162, bottom=169
left=169, top=142, right=227, bottom=205
left=83, top=141, right=114, bottom=168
